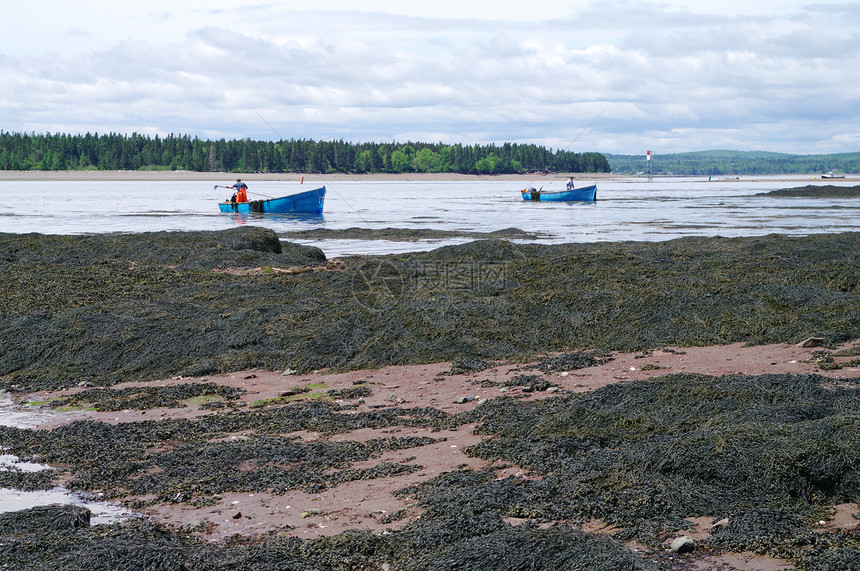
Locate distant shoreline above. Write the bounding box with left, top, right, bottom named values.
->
left=0, top=170, right=608, bottom=182
left=1, top=170, right=850, bottom=183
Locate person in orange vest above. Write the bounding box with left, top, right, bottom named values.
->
left=230, top=179, right=249, bottom=203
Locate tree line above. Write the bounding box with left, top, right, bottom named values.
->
left=0, top=131, right=610, bottom=175
left=606, top=150, right=860, bottom=176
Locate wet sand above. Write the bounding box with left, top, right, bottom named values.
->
left=22, top=339, right=860, bottom=571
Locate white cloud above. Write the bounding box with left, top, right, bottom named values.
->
left=1, top=0, right=858, bottom=154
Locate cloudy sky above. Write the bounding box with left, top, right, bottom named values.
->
left=3, top=0, right=859, bottom=154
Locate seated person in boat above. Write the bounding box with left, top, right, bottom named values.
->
left=230, top=179, right=249, bottom=203
left=566, top=177, right=575, bottom=190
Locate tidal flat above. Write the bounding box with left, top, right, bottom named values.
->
left=2, top=227, right=860, bottom=570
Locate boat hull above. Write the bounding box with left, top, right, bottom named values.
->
left=521, top=184, right=597, bottom=202
left=219, top=187, right=325, bottom=214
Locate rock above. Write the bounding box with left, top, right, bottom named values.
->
left=799, top=337, right=826, bottom=348
left=0, top=505, right=92, bottom=534
left=670, top=535, right=696, bottom=554
left=545, top=386, right=560, bottom=393
left=455, top=396, right=475, bottom=404
left=710, top=517, right=729, bottom=531
left=188, top=520, right=207, bottom=531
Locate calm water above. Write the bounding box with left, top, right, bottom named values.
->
left=3, top=176, right=859, bottom=256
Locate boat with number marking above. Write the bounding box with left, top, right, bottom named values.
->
left=521, top=184, right=597, bottom=202
left=218, top=186, right=326, bottom=214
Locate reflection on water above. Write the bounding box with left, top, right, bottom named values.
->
left=0, top=487, right=135, bottom=525
left=0, top=393, right=136, bottom=524
left=220, top=212, right=325, bottom=226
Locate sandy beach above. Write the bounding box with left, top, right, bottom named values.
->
left=21, top=340, right=860, bottom=570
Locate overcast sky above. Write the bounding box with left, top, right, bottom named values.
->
left=3, top=1, right=858, bottom=155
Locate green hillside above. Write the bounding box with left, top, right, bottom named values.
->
left=606, top=150, right=860, bottom=176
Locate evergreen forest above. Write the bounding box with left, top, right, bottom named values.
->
left=0, top=132, right=610, bottom=175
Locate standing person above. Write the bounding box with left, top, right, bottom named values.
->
left=566, top=177, right=575, bottom=190
left=230, top=179, right=249, bottom=203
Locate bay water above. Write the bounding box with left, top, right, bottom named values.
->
left=2, top=176, right=858, bottom=257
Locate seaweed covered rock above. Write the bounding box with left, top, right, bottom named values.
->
left=0, top=226, right=324, bottom=271
left=0, top=468, right=57, bottom=492
left=0, top=504, right=91, bottom=534
left=528, top=351, right=614, bottom=373
left=3, top=231, right=860, bottom=390
left=0, top=519, right=221, bottom=571
left=424, top=239, right=527, bottom=262
left=447, top=358, right=496, bottom=375
left=705, top=509, right=813, bottom=555
left=467, top=372, right=860, bottom=547
left=211, top=225, right=283, bottom=253
left=758, top=184, right=860, bottom=198
left=405, top=525, right=656, bottom=571
left=279, top=226, right=541, bottom=242
left=503, top=374, right=553, bottom=392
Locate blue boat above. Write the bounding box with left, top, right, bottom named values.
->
left=219, top=186, right=326, bottom=214
left=521, top=184, right=597, bottom=202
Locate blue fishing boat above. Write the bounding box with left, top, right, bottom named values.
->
left=219, top=186, right=326, bottom=214
left=521, top=184, right=597, bottom=202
